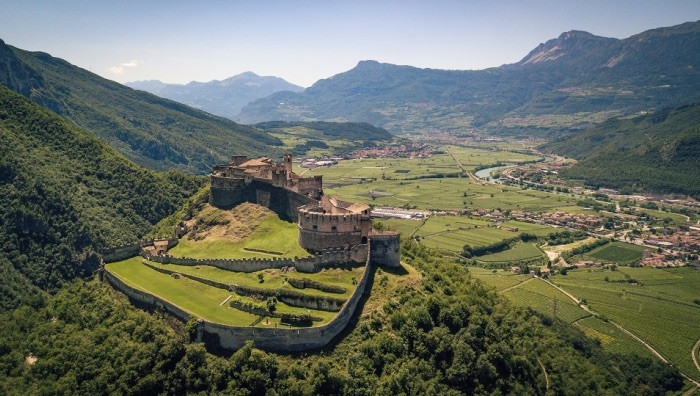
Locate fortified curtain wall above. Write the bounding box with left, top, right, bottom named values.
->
left=144, top=244, right=369, bottom=273
left=209, top=178, right=318, bottom=223
left=103, top=243, right=373, bottom=353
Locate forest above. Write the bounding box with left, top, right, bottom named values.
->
left=0, top=241, right=684, bottom=395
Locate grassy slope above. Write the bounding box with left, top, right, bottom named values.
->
left=0, top=85, right=202, bottom=310
left=0, top=39, right=280, bottom=174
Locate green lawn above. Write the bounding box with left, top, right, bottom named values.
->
left=170, top=215, right=309, bottom=259
left=106, top=257, right=343, bottom=327
left=144, top=260, right=361, bottom=298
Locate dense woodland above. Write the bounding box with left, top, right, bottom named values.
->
left=545, top=103, right=700, bottom=199
left=0, top=86, right=202, bottom=311
left=0, top=39, right=281, bottom=174
left=0, top=241, right=684, bottom=395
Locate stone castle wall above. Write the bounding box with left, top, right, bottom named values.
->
left=210, top=178, right=317, bottom=222
left=369, top=232, right=401, bottom=268
left=102, top=238, right=178, bottom=263
left=145, top=243, right=368, bottom=274
left=102, top=243, right=141, bottom=263
left=104, top=243, right=373, bottom=353
left=297, top=207, right=372, bottom=252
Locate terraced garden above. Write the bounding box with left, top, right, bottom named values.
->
left=106, top=257, right=362, bottom=327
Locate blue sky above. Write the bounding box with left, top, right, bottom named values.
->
left=1, top=1, right=698, bottom=86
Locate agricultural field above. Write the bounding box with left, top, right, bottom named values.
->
left=106, top=257, right=362, bottom=327
left=447, top=145, right=542, bottom=170
left=551, top=267, right=700, bottom=381
left=299, top=154, right=460, bottom=184
left=374, top=218, right=424, bottom=237
left=468, top=267, right=531, bottom=291
left=420, top=227, right=518, bottom=254
left=476, top=243, right=545, bottom=263
left=584, top=242, right=647, bottom=264
left=324, top=177, right=579, bottom=212
left=501, top=277, right=590, bottom=323
left=500, top=220, right=555, bottom=236
left=470, top=268, right=658, bottom=360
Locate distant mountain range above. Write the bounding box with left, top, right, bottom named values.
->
left=543, top=102, right=700, bottom=199
left=0, top=39, right=281, bottom=174
left=126, top=72, right=304, bottom=120
left=237, top=21, right=700, bottom=135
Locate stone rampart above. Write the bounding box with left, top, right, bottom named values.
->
left=102, top=243, right=141, bottom=263
left=198, top=243, right=372, bottom=352
left=144, top=243, right=368, bottom=274
left=104, top=242, right=373, bottom=353
left=104, top=270, right=191, bottom=322
left=369, top=232, right=401, bottom=268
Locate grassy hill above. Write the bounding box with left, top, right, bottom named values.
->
left=238, top=21, right=700, bottom=136
left=544, top=103, right=700, bottom=198
left=0, top=85, right=202, bottom=310
left=0, top=39, right=281, bottom=174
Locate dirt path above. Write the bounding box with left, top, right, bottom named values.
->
left=499, top=277, right=534, bottom=293
left=537, top=357, right=550, bottom=392
left=693, top=338, right=700, bottom=377
left=538, top=277, right=700, bottom=388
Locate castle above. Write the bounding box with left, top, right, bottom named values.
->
left=102, top=154, right=399, bottom=353
left=209, top=154, right=400, bottom=267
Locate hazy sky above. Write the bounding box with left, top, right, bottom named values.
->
left=1, top=1, right=698, bottom=87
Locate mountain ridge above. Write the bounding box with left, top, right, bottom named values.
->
left=126, top=71, right=304, bottom=120
left=237, top=21, right=700, bottom=135
left=0, top=39, right=282, bottom=174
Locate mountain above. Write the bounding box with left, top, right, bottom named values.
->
left=0, top=39, right=282, bottom=174
left=126, top=72, right=304, bottom=120
left=543, top=103, right=700, bottom=198
left=0, top=85, right=202, bottom=310
left=237, top=21, right=700, bottom=135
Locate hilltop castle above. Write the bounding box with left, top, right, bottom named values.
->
left=209, top=154, right=399, bottom=267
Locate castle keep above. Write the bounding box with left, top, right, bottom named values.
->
left=210, top=154, right=399, bottom=265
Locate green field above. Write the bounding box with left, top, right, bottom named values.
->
left=585, top=242, right=647, bottom=264
left=470, top=268, right=658, bottom=360
left=106, top=257, right=361, bottom=327
left=324, top=177, right=579, bottom=212
left=552, top=267, right=700, bottom=380
left=448, top=145, right=542, bottom=171
left=501, top=277, right=590, bottom=323
left=300, top=155, right=460, bottom=183
left=476, top=243, right=545, bottom=263
left=169, top=215, right=310, bottom=259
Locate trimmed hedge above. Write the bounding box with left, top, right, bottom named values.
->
left=286, top=277, right=346, bottom=294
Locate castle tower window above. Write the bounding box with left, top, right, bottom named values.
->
left=331, top=226, right=337, bottom=232
left=361, top=236, right=368, bottom=244
left=313, top=225, right=318, bottom=230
